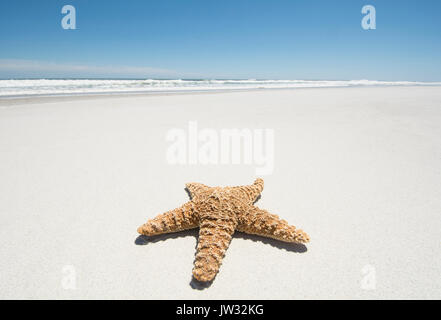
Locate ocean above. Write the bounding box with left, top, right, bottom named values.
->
left=0, top=79, right=440, bottom=97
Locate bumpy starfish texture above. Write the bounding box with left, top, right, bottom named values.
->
left=137, top=179, right=309, bottom=282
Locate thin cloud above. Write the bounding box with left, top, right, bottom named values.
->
left=0, top=59, right=183, bottom=78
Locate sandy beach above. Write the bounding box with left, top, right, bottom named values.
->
left=0, top=86, right=440, bottom=299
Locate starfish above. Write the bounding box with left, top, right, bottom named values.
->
left=137, top=178, right=310, bottom=282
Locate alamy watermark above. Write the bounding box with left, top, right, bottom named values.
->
left=61, top=5, right=76, bottom=29
left=360, top=264, right=376, bottom=290
left=361, top=5, right=376, bottom=30
left=61, top=264, right=77, bottom=290
left=62, top=4, right=375, bottom=31
left=166, top=121, right=274, bottom=175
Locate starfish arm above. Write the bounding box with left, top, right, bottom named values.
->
left=137, top=201, right=199, bottom=236
left=185, top=182, right=210, bottom=199
left=233, top=178, right=264, bottom=203
left=237, top=206, right=310, bottom=243
left=192, top=216, right=236, bottom=282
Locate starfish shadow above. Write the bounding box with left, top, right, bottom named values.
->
left=135, top=227, right=307, bottom=290
left=189, top=276, right=214, bottom=290
left=185, top=187, right=193, bottom=200
left=134, top=229, right=215, bottom=290
left=134, top=229, right=198, bottom=245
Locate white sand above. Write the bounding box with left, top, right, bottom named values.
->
left=0, top=86, right=440, bottom=299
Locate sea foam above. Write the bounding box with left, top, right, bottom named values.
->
left=0, top=79, right=440, bottom=97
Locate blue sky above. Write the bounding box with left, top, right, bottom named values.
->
left=0, top=0, right=440, bottom=80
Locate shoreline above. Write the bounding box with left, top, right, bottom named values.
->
left=1, top=84, right=441, bottom=106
